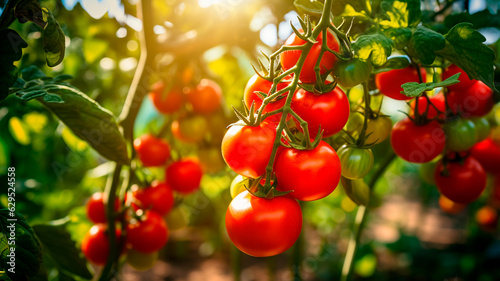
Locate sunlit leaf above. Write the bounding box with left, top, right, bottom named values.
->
left=294, top=0, right=323, bottom=16
left=352, top=33, right=393, bottom=66
left=373, top=56, right=409, bottom=73
left=378, top=0, right=421, bottom=28
left=8, top=116, right=31, bottom=145
left=41, top=8, right=65, bottom=67
left=406, top=26, right=445, bottom=64
left=61, top=126, right=88, bottom=152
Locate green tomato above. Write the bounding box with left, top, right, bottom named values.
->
left=471, top=117, right=491, bottom=143
left=230, top=175, right=250, bottom=198
left=334, top=58, right=373, bottom=88
left=366, top=116, right=392, bottom=144
left=126, top=249, right=159, bottom=271
left=337, top=145, right=374, bottom=179
left=444, top=118, right=478, bottom=151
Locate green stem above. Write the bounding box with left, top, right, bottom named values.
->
left=231, top=244, right=242, bottom=281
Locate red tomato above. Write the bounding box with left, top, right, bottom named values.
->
left=148, top=82, right=184, bottom=114
left=221, top=122, right=276, bottom=178
left=81, top=224, right=121, bottom=266
left=166, top=158, right=203, bottom=194
left=225, top=190, right=302, bottom=257
left=390, top=118, right=445, bottom=163
left=131, top=181, right=174, bottom=215
left=274, top=140, right=341, bottom=201
left=133, top=134, right=171, bottom=167
left=447, top=81, right=494, bottom=117
left=243, top=74, right=289, bottom=110
left=476, top=206, right=498, bottom=229
left=280, top=29, right=340, bottom=84
left=126, top=211, right=169, bottom=253
left=86, top=192, right=120, bottom=224
left=186, top=79, right=222, bottom=114
left=470, top=138, right=500, bottom=174
left=434, top=156, right=487, bottom=204
left=375, top=66, right=426, bottom=100
left=442, top=64, right=476, bottom=91
left=411, top=93, right=446, bottom=119
left=291, top=87, right=350, bottom=138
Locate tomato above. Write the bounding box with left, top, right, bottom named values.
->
left=166, top=158, right=203, bottom=194
left=186, top=79, right=222, bottom=114
left=447, top=81, right=494, bottom=117
left=337, top=145, right=374, bottom=179
left=230, top=175, right=250, bottom=198
left=81, top=224, right=121, bottom=266
left=131, top=181, right=174, bottom=216
left=442, top=64, right=476, bottom=91
left=280, top=29, right=340, bottom=84
left=221, top=122, right=276, bottom=178
left=470, top=138, right=500, bottom=174
left=274, top=140, right=341, bottom=201
left=126, top=211, right=169, bottom=253
left=475, top=206, right=498, bottom=230
left=443, top=118, right=477, bottom=152
left=366, top=115, right=392, bottom=144
left=134, top=134, right=171, bottom=167
left=291, top=87, right=350, bottom=138
left=411, top=93, right=446, bottom=119
left=375, top=66, right=426, bottom=100
left=148, top=82, right=184, bottom=114
left=86, top=192, right=120, bottom=223
left=391, top=118, right=445, bottom=163
left=197, top=147, right=225, bottom=173
left=418, top=159, right=439, bottom=185
left=171, top=115, right=208, bottom=143
left=126, top=249, right=159, bottom=271
left=333, top=58, right=372, bottom=88
left=438, top=195, right=465, bottom=214
left=434, top=156, right=487, bottom=204
left=471, top=117, right=491, bottom=143
left=243, top=74, right=289, bottom=110
left=225, top=190, right=302, bottom=257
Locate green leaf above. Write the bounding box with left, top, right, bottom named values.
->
left=352, top=33, right=393, bottom=66
left=41, top=8, right=65, bottom=67
left=18, top=89, right=48, bottom=101
left=38, top=85, right=130, bottom=164
left=0, top=29, right=28, bottom=63
left=435, top=22, right=497, bottom=92
left=384, top=27, right=412, bottom=49
left=32, top=225, right=92, bottom=279
left=378, top=0, right=421, bottom=28
left=294, top=0, right=323, bottom=16
left=53, top=74, right=73, bottom=82
left=444, top=9, right=500, bottom=30
left=373, top=56, right=410, bottom=73
left=13, top=0, right=46, bottom=28
left=0, top=64, right=19, bottom=101
left=341, top=177, right=370, bottom=206
left=42, top=93, right=64, bottom=103
left=21, top=66, right=47, bottom=81
left=401, top=73, right=460, bottom=98
left=406, top=26, right=446, bottom=64
left=331, top=0, right=365, bottom=16
left=0, top=209, right=45, bottom=281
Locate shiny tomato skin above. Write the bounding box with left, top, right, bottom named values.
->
left=81, top=224, right=121, bottom=266
left=221, top=122, right=276, bottom=178
left=225, top=190, right=302, bottom=257
left=375, top=66, right=426, bottom=100
left=447, top=81, right=494, bottom=117
left=131, top=181, right=174, bottom=216
left=86, top=192, right=120, bottom=224
left=333, top=58, right=372, bottom=88
left=134, top=134, right=171, bottom=167
left=411, top=93, right=446, bottom=119
left=166, top=158, right=203, bottom=194
left=243, top=74, right=289, bottom=110
left=291, top=87, right=350, bottom=138
left=187, top=79, right=222, bottom=114
left=470, top=138, right=500, bottom=174
left=391, top=118, right=445, bottom=163
left=434, top=156, right=487, bottom=204
left=443, top=64, right=476, bottom=91
left=274, top=140, right=341, bottom=201
left=280, top=29, right=340, bottom=84
left=337, top=145, right=374, bottom=179
left=443, top=118, right=478, bottom=152
left=126, top=211, right=169, bottom=253
left=148, top=82, right=184, bottom=114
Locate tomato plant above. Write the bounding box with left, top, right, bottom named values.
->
left=337, top=145, right=374, bottom=179
left=243, top=74, right=289, bottom=110
left=81, top=224, right=121, bottom=266
left=443, top=118, right=478, bottom=152
left=375, top=66, right=426, bottom=100
left=333, top=58, right=372, bottom=88
left=447, top=81, right=494, bottom=117
left=131, top=181, right=175, bottom=216
left=411, top=93, right=445, bottom=119
left=86, top=192, right=120, bottom=224
left=470, top=137, right=500, bottom=174
left=443, top=64, right=476, bottom=91
left=186, top=79, right=222, bottom=114
left=148, top=82, right=184, bottom=114
left=126, top=211, right=169, bottom=254
left=166, top=158, right=203, bottom=194
left=134, top=134, right=171, bottom=167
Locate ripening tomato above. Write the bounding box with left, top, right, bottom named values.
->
left=280, top=29, right=340, bottom=83
left=438, top=195, right=466, bottom=214
left=81, top=224, right=121, bottom=266
left=171, top=115, right=208, bottom=143
left=221, top=122, right=276, bottom=178
left=86, top=192, right=120, bottom=224
left=134, top=134, right=171, bottom=167
left=148, top=82, right=184, bottom=114
left=131, top=181, right=174, bottom=216
left=366, top=115, right=393, bottom=144
left=230, top=175, right=250, bottom=199
left=375, top=66, right=426, bottom=100
left=434, top=156, right=487, bottom=204
left=291, top=87, right=350, bottom=138
left=470, top=138, right=500, bottom=174
left=337, top=145, right=374, bottom=179
left=243, top=74, right=289, bottom=110
left=476, top=206, right=498, bottom=230
left=225, top=190, right=302, bottom=257
left=274, top=140, right=341, bottom=201
left=447, top=81, right=494, bottom=117
left=443, top=64, right=476, bottom=91
left=126, top=249, right=159, bottom=271
left=186, top=79, right=222, bottom=114
left=471, top=117, right=491, bottom=143
left=411, top=93, right=446, bottom=119
left=166, top=158, right=203, bottom=194
left=391, top=118, right=445, bottom=163
left=443, top=118, right=478, bottom=152
left=333, top=58, right=372, bottom=88
left=126, top=211, right=169, bottom=253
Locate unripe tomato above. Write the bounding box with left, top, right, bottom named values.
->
left=475, top=206, right=498, bottom=230
left=134, top=134, right=171, bottom=167
left=447, top=81, right=494, bottom=117
left=81, top=224, right=121, bottom=266
left=366, top=116, right=392, bottom=144
left=337, top=145, right=374, bottom=179
left=225, top=190, right=302, bottom=257
left=471, top=117, right=491, bottom=143
left=126, top=211, right=169, bottom=253
left=166, top=158, right=203, bottom=194
left=333, top=58, right=372, bottom=88
left=443, top=64, right=476, bottom=91
left=280, top=29, right=340, bottom=84
left=375, top=66, right=426, bottom=100
left=171, top=115, right=208, bottom=143
left=443, top=118, right=477, bottom=152
left=131, top=181, right=174, bottom=216
left=438, top=195, right=466, bottom=214
left=418, top=160, right=439, bottom=185
left=470, top=138, right=500, bottom=174
left=148, top=82, right=184, bottom=114
left=229, top=175, right=250, bottom=198
left=86, top=192, right=120, bottom=224
left=186, top=79, right=222, bottom=114
left=126, top=249, right=159, bottom=271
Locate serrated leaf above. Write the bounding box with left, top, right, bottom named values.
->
left=373, top=56, right=410, bottom=73
left=341, top=177, right=370, bottom=206
left=21, top=66, right=47, bottom=81
left=42, top=93, right=64, bottom=103
left=384, top=27, right=412, bottom=50
left=352, top=33, right=393, bottom=66
left=401, top=73, right=460, bottom=97
left=18, top=89, right=48, bottom=100
left=38, top=85, right=129, bottom=164
left=294, top=0, right=323, bottom=16
left=33, top=225, right=92, bottom=279
left=435, top=22, right=497, bottom=92
left=379, top=0, right=421, bottom=28
left=41, top=8, right=65, bottom=67
left=406, top=26, right=445, bottom=64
